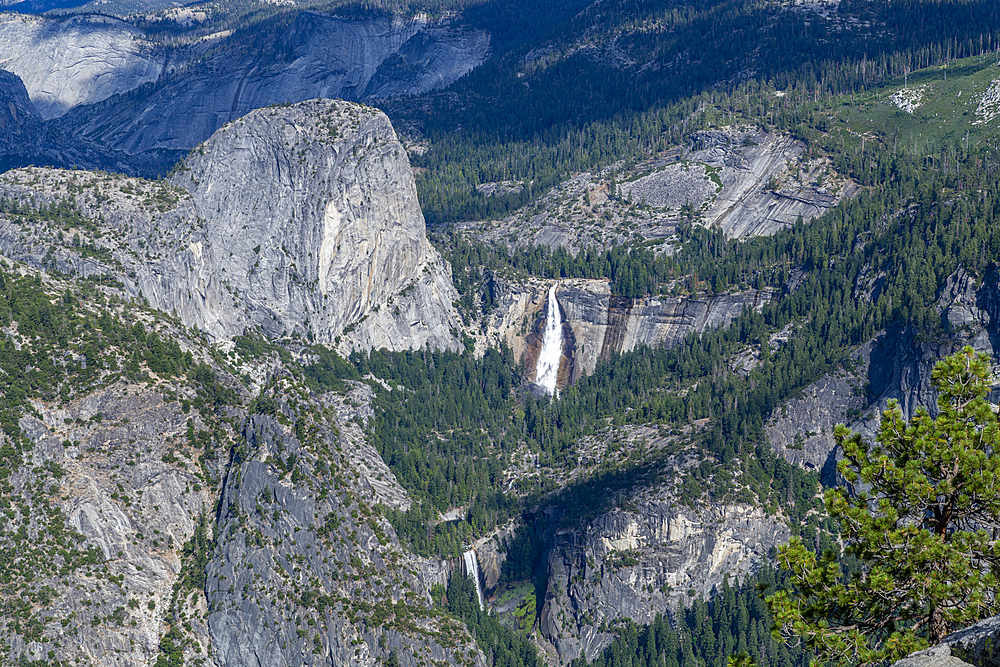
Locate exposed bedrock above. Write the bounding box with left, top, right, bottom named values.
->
left=0, top=99, right=462, bottom=352
left=539, top=499, right=789, bottom=663
left=687, top=129, right=861, bottom=238
left=767, top=267, right=1000, bottom=477
left=0, top=69, right=44, bottom=163
left=58, top=12, right=488, bottom=157
left=0, top=13, right=164, bottom=119
left=484, top=276, right=773, bottom=386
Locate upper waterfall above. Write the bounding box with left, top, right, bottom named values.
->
left=534, top=283, right=563, bottom=395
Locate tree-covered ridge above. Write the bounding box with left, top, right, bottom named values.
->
left=403, top=0, right=1000, bottom=225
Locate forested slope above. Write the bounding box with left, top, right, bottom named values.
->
left=4, top=0, right=1000, bottom=665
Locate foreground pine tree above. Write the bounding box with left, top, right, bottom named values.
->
left=768, top=346, right=1000, bottom=666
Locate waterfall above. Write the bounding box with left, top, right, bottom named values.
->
left=534, top=283, right=562, bottom=395
left=462, top=549, right=484, bottom=610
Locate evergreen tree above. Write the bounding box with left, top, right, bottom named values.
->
left=768, top=347, right=1000, bottom=665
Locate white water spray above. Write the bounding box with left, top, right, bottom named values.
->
left=462, top=549, right=484, bottom=610
left=534, top=283, right=562, bottom=395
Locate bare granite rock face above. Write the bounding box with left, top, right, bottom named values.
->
left=765, top=362, right=868, bottom=484
left=0, top=11, right=487, bottom=172
left=164, top=99, right=462, bottom=350
left=0, top=275, right=236, bottom=667
left=0, top=69, right=44, bottom=163
left=484, top=276, right=772, bottom=384
left=59, top=12, right=488, bottom=159
left=539, top=498, right=789, bottom=663
left=0, top=99, right=462, bottom=352
left=0, top=68, right=139, bottom=172
left=0, top=13, right=164, bottom=119
left=205, top=379, right=485, bottom=667
left=0, top=262, right=481, bottom=666
left=459, top=128, right=858, bottom=255
left=688, top=129, right=861, bottom=238
left=765, top=268, right=1000, bottom=479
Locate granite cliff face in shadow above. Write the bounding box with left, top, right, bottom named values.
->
left=766, top=268, right=1000, bottom=482
left=55, top=12, right=488, bottom=159
left=0, top=11, right=488, bottom=172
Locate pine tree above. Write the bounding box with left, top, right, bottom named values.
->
left=768, top=346, right=1000, bottom=665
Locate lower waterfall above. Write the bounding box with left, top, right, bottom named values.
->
left=462, top=549, right=484, bottom=610
left=534, top=283, right=562, bottom=395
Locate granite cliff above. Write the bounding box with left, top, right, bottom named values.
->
left=0, top=69, right=43, bottom=166
left=0, top=13, right=164, bottom=120
left=484, top=275, right=772, bottom=386
left=538, top=496, right=788, bottom=663
left=61, top=12, right=488, bottom=159
left=0, top=10, right=487, bottom=172
left=0, top=99, right=462, bottom=351
left=765, top=267, right=1000, bottom=484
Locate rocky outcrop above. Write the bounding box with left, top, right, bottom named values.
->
left=10, top=383, right=218, bottom=666
left=688, top=129, right=861, bottom=238
left=459, top=128, right=858, bottom=255
left=0, top=263, right=482, bottom=666
left=0, top=99, right=462, bottom=352
left=0, top=66, right=158, bottom=174
left=0, top=69, right=44, bottom=155
left=0, top=11, right=487, bottom=128
left=0, top=13, right=164, bottom=119
left=765, top=355, right=868, bottom=484
left=59, top=12, right=488, bottom=159
left=891, top=615, right=1000, bottom=667
left=766, top=268, right=1000, bottom=477
left=205, top=380, right=485, bottom=667
left=0, top=278, right=234, bottom=666
left=540, top=498, right=789, bottom=662
left=0, top=11, right=487, bottom=172
left=485, top=276, right=773, bottom=384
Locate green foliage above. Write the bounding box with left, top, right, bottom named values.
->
left=303, top=345, right=362, bottom=393
left=769, top=347, right=1000, bottom=665
left=574, top=570, right=810, bottom=667
left=442, top=234, right=681, bottom=300
left=446, top=572, right=541, bottom=667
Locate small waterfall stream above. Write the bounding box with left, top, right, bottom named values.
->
left=534, top=283, right=562, bottom=395
left=462, top=549, right=484, bottom=610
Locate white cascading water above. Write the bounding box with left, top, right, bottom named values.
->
left=534, top=283, right=562, bottom=395
left=463, top=549, right=484, bottom=610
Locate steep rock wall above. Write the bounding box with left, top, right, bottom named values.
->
left=205, top=384, right=485, bottom=667
left=0, top=13, right=164, bottom=119
left=0, top=99, right=462, bottom=351
left=485, top=277, right=773, bottom=385
left=165, top=99, right=461, bottom=349
left=766, top=268, right=1000, bottom=478
left=0, top=69, right=44, bottom=164
left=540, top=499, right=789, bottom=663
left=61, top=12, right=488, bottom=157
